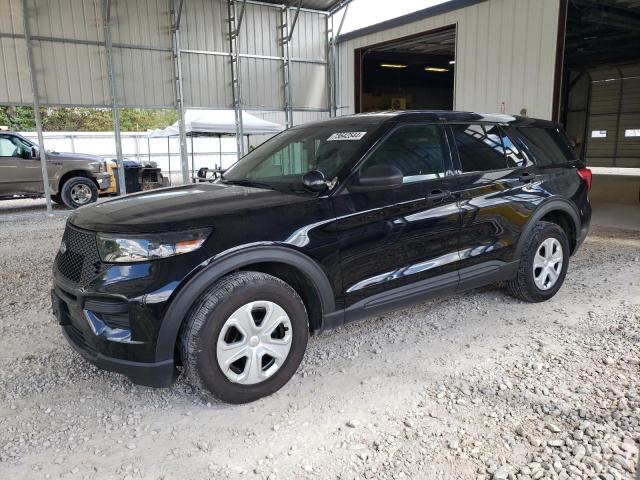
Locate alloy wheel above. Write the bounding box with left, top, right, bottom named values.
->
left=70, top=184, right=93, bottom=205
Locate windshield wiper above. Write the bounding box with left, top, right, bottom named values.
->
left=222, top=179, right=275, bottom=190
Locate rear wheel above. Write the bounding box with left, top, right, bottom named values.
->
left=506, top=221, right=570, bottom=302
left=60, top=176, right=98, bottom=209
left=179, top=271, right=309, bottom=404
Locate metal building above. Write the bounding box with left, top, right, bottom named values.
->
left=0, top=0, right=348, bottom=212
left=334, top=0, right=640, bottom=169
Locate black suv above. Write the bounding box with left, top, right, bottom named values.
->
left=51, top=112, right=592, bottom=403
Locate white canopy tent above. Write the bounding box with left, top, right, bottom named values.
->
left=148, top=109, right=284, bottom=137
left=147, top=110, right=284, bottom=182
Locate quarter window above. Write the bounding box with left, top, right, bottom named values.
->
left=516, top=127, right=577, bottom=166
left=451, top=124, right=508, bottom=172
left=362, top=124, right=446, bottom=183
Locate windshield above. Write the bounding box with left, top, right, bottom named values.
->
left=222, top=125, right=375, bottom=191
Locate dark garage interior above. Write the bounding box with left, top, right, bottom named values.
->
left=561, top=0, right=640, bottom=168
left=356, top=26, right=456, bottom=113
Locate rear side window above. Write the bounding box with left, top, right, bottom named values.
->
left=363, top=124, right=446, bottom=183
left=451, top=124, right=507, bottom=172
left=500, top=127, right=532, bottom=168
left=516, top=127, right=577, bottom=166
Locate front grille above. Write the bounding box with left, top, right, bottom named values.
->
left=55, top=224, right=103, bottom=286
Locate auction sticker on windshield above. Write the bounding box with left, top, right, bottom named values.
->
left=327, top=132, right=367, bottom=141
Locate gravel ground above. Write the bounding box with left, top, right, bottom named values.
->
left=0, top=202, right=638, bottom=480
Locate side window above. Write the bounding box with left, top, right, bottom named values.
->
left=362, top=124, right=446, bottom=183
left=500, top=127, right=531, bottom=168
left=451, top=124, right=508, bottom=172
left=515, top=127, right=577, bottom=166
left=0, top=137, right=21, bottom=157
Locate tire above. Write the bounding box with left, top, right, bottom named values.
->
left=506, top=221, right=570, bottom=303
left=179, top=271, right=309, bottom=404
left=60, top=176, right=98, bottom=209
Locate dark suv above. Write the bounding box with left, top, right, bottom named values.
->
left=51, top=111, right=591, bottom=403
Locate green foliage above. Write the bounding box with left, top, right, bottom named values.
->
left=0, top=106, right=178, bottom=132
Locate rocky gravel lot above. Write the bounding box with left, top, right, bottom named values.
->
left=0, top=201, right=638, bottom=480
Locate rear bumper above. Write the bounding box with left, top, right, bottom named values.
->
left=61, top=324, right=176, bottom=387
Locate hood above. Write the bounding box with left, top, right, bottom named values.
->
left=48, top=151, right=104, bottom=163
left=69, top=183, right=313, bottom=233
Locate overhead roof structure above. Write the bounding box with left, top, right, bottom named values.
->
left=0, top=0, right=344, bottom=213
left=257, top=0, right=352, bottom=13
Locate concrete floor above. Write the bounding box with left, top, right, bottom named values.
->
left=591, top=201, right=640, bottom=231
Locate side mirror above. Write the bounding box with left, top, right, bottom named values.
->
left=31, top=146, right=38, bottom=159
left=349, top=164, right=403, bottom=193
left=302, top=169, right=328, bottom=192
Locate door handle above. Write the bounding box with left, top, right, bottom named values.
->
left=518, top=171, right=535, bottom=183
left=427, top=189, right=451, bottom=203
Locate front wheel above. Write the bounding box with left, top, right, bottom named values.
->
left=506, top=221, right=570, bottom=302
left=179, top=272, right=309, bottom=404
left=60, top=176, right=98, bottom=209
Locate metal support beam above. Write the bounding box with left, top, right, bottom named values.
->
left=281, top=6, right=294, bottom=128
left=287, top=0, right=302, bottom=42
left=102, top=0, right=127, bottom=195
left=612, top=68, right=624, bottom=167
left=228, top=0, right=246, bottom=158
left=22, top=0, right=52, bottom=214
left=171, top=0, right=190, bottom=184
left=328, top=3, right=348, bottom=117
left=175, top=0, right=184, bottom=29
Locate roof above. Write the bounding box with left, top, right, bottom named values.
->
left=294, top=111, right=559, bottom=128
left=336, top=0, right=486, bottom=43
left=256, top=0, right=351, bottom=13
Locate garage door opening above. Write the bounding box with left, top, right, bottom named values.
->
left=354, top=26, right=456, bottom=113
left=560, top=0, right=640, bottom=168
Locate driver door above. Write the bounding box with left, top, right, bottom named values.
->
left=332, top=123, right=460, bottom=314
left=0, top=135, right=42, bottom=195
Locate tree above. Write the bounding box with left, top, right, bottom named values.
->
left=0, top=106, right=177, bottom=132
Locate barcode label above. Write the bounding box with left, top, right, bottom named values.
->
left=327, top=132, right=367, bottom=141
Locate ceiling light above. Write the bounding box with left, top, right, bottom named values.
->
left=380, top=63, right=407, bottom=69
left=424, top=67, right=449, bottom=72
left=449, top=60, right=456, bottom=65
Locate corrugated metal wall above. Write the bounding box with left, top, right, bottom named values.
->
left=336, top=0, right=561, bottom=120
left=0, top=0, right=329, bottom=117
left=585, top=65, right=640, bottom=168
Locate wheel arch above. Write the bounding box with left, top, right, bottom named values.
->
left=155, top=245, right=336, bottom=362
left=58, top=170, right=99, bottom=193
left=515, top=199, right=581, bottom=258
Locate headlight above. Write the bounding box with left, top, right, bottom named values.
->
left=96, top=228, right=211, bottom=263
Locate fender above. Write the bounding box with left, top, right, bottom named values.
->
left=514, top=198, right=581, bottom=259
left=154, top=244, right=337, bottom=361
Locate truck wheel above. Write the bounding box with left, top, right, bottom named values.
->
left=506, top=221, right=570, bottom=303
left=60, top=177, right=98, bottom=209
left=179, top=272, right=309, bottom=404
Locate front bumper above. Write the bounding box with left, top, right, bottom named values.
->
left=95, top=172, right=111, bottom=190
left=52, top=283, right=176, bottom=388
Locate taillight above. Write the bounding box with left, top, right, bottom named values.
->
left=577, top=168, right=592, bottom=190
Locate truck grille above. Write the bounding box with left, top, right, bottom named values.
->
left=55, top=224, right=102, bottom=286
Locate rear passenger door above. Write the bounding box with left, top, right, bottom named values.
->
left=446, top=123, right=539, bottom=283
